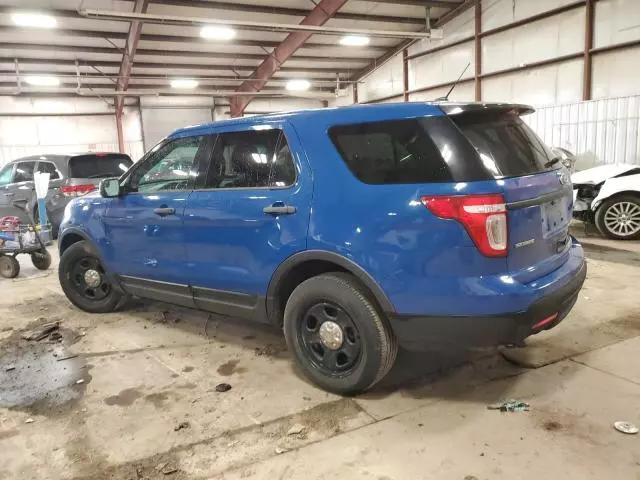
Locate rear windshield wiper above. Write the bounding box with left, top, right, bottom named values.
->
left=544, top=157, right=561, bottom=169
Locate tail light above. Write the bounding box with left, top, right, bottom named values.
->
left=60, top=184, right=96, bottom=197
left=421, top=194, right=508, bottom=257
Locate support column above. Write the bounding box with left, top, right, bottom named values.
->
left=583, top=0, right=595, bottom=100
left=474, top=0, right=482, bottom=101
left=353, top=81, right=359, bottom=104
left=115, top=110, right=125, bottom=153
left=402, top=48, right=409, bottom=102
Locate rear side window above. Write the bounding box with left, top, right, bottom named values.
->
left=330, top=119, right=453, bottom=184
left=203, top=129, right=295, bottom=189
left=36, top=161, right=60, bottom=180
left=451, top=112, right=557, bottom=177
left=69, top=154, right=133, bottom=179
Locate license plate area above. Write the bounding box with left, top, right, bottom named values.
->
left=541, top=197, right=568, bottom=235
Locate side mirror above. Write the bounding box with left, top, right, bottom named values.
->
left=99, top=178, right=122, bottom=198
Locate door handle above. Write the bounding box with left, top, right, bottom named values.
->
left=263, top=203, right=296, bottom=215
left=154, top=207, right=175, bottom=217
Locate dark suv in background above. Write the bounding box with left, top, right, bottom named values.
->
left=0, top=152, right=133, bottom=235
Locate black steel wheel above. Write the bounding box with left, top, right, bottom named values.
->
left=31, top=250, right=52, bottom=271
left=0, top=255, right=20, bottom=279
left=299, top=301, right=362, bottom=376
left=59, top=241, right=123, bottom=313
left=284, top=272, right=397, bottom=395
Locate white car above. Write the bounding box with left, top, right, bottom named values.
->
left=572, top=164, right=640, bottom=240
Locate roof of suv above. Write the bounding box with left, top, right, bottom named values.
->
left=170, top=101, right=534, bottom=139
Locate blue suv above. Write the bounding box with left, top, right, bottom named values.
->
left=58, top=102, right=586, bottom=394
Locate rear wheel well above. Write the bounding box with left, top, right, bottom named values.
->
left=596, top=191, right=640, bottom=209
left=271, top=260, right=350, bottom=326
left=59, top=233, right=84, bottom=255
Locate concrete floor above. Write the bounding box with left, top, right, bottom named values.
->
left=1, top=230, right=639, bottom=480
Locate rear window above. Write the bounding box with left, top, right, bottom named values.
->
left=69, top=154, right=133, bottom=179
left=329, top=117, right=489, bottom=185
left=450, top=111, right=558, bottom=178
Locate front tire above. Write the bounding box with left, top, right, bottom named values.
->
left=58, top=241, right=123, bottom=313
left=595, top=195, right=640, bottom=240
left=283, top=272, right=397, bottom=395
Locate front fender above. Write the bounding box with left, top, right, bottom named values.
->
left=591, top=174, right=640, bottom=210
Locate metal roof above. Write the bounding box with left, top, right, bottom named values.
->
left=0, top=0, right=467, bottom=110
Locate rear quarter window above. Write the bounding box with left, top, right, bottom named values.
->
left=329, top=117, right=490, bottom=185
left=69, top=154, right=133, bottom=179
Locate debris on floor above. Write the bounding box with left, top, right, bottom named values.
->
left=487, top=399, right=530, bottom=412
left=24, top=418, right=34, bottom=424
left=48, top=330, right=63, bottom=343
left=174, top=421, right=190, bottom=431
left=274, top=446, right=288, bottom=454
left=156, top=462, right=178, bottom=475
left=613, top=421, right=639, bottom=435
left=20, top=321, right=59, bottom=341
left=76, top=379, right=85, bottom=385
left=5, top=364, right=15, bottom=371
left=56, top=354, right=78, bottom=362
left=215, top=383, right=232, bottom=393
left=286, top=423, right=306, bottom=436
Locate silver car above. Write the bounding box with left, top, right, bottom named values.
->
left=0, top=153, right=133, bottom=235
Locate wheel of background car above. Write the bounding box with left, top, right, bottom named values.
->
left=0, top=255, right=20, bottom=279
left=31, top=250, right=52, bottom=271
left=283, top=272, right=397, bottom=395
left=58, top=241, right=124, bottom=313
left=595, top=195, right=640, bottom=240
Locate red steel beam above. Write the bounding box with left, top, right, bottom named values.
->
left=474, top=0, right=481, bottom=101
left=228, top=0, right=348, bottom=117
left=583, top=0, right=595, bottom=100
left=115, top=0, right=150, bottom=115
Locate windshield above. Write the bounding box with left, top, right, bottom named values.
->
left=69, top=154, right=133, bottom=179
left=450, top=111, right=559, bottom=178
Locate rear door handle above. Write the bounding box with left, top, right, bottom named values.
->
left=263, top=204, right=296, bottom=215
left=154, top=207, right=175, bottom=217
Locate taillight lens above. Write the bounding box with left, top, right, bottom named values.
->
left=421, top=194, right=508, bottom=257
left=60, top=184, right=96, bottom=197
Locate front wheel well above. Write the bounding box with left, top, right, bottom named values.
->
left=59, top=233, right=85, bottom=255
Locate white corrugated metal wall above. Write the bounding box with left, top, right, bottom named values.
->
left=524, top=95, right=640, bottom=170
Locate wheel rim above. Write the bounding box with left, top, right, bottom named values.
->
left=604, top=201, right=640, bottom=237
left=69, top=256, right=111, bottom=301
left=299, top=301, right=362, bottom=376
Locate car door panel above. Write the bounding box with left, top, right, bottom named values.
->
left=103, top=135, right=209, bottom=295
left=183, top=122, right=312, bottom=322
left=2, top=162, right=36, bottom=223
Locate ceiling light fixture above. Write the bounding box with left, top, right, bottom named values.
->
left=12, top=12, right=57, bottom=28
left=200, top=26, right=236, bottom=40
left=25, top=75, right=60, bottom=86
left=340, top=35, right=370, bottom=46
left=286, top=79, right=310, bottom=91
left=170, top=78, right=199, bottom=89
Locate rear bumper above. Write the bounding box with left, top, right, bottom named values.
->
left=389, top=254, right=587, bottom=351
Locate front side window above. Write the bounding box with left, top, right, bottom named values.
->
left=130, top=136, right=204, bottom=193
left=0, top=164, right=14, bottom=186
left=203, top=129, right=295, bottom=189
left=13, top=161, right=36, bottom=183
left=36, top=162, right=61, bottom=180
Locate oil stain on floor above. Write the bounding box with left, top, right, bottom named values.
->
left=0, top=321, right=88, bottom=415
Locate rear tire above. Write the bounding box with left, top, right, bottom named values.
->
left=0, top=255, right=20, bottom=279
left=595, top=195, right=640, bottom=240
left=31, top=250, right=52, bottom=270
left=283, top=272, right=397, bottom=395
left=58, top=241, right=123, bottom=313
